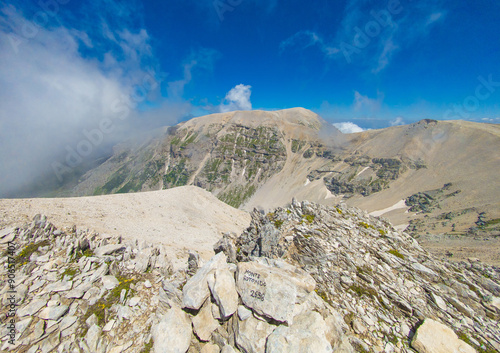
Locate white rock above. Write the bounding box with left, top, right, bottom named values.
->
left=18, top=299, right=48, bottom=317
left=129, top=297, right=141, bottom=307
left=192, top=301, right=220, bottom=342
left=152, top=306, right=192, bottom=353
left=85, top=324, right=102, bottom=352
left=235, top=313, right=276, bottom=353
left=59, top=315, right=78, bottom=331
left=209, top=268, right=239, bottom=319
left=236, top=261, right=315, bottom=324
left=102, top=319, right=116, bottom=332
left=201, top=343, right=221, bottom=353
left=238, top=305, right=252, bottom=321
left=101, top=275, right=119, bottom=290
left=221, top=345, right=238, bottom=353
left=94, top=244, right=126, bottom=257
left=182, top=252, right=227, bottom=310
left=144, top=280, right=152, bottom=288
left=266, top=311, right=333, bottom=353
left=411, top=318, right=476, bottom=353
left=38, top=305, right=69, bottom=320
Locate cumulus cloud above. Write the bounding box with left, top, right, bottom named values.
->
left=333, top=122, right=365, bottom=134
left=219, top=84, right=252, bottom=113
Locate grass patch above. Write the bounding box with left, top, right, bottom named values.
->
left=378, top=228, right=387, bottom=236
left=60, top=267, right=78, bottom=280
left=356, top=265, right=373, bottom=274
left=80, top=273, right=137, bottom=337
left=388, top=249, right=405, bottom=260
left=140, top=338, right=154, bottom=353
left=302, top=214, right=315, bottom=223
left=349, top=284, right=378, bottom=299
left=458, top=332, right=497, bottom=353
left=15, top=240, right=50, bottom=264
left=73, top=248, right=94, bottom=262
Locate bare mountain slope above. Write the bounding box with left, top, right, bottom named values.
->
left=0, top=186, right=251, bottom=269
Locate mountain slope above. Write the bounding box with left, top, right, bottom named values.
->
left=62, top=109, right=500, bottom=261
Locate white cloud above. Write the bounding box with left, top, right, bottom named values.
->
left=333, top=122, right=365, bottom=134
left=0, top=2, right=192, bottom=196
left=219, top=84, right=252, bottom=113
left=390, top=117, right=405, bottom=126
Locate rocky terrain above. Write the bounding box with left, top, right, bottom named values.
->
left=1, top=197, right=499, bottom=353
left=35, top=108, right=500, bottom=264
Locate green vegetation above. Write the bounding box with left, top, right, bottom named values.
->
left=80, top=273, right=138, bottom=337
left=217, top=185, right=256, bottom=208
left=356, top=265, right=373, bottom=275
left=302, top=214, right=315, bottom=223
left=458, top=332, right=497, bottom=353
left=336, top=207, right=343, bottom=214
left=73, top=248, right=94, bottom=262
left=140, top=338, right=154, bottom=353
left=16, top=240, right=50, bottom=264
left=483, top=218, right=500, bottom=227
left=95, top=166, right=130, bottom=195
left=388, top=249, right=405, bottom=260
left=349, top=284, right=378, bottom=299
left=359, top=222, right=374, bottom=229
left=378, top=228, right=387, bottom=236
left=60, top=267, right=78, bottom=280
left=163, top=159, right=190, bottom=187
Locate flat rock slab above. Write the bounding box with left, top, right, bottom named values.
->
left=38, top=305, right=69, bottom=321
left=236, top=261, right=315, bottom=324
left=209, top=268, right=239, bottom=319
left=411, top=318, right=476, bottom=353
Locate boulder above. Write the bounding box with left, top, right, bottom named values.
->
left=234, top=314, right=276, bottom=353
left=411, top=318, right=476, bottom=353
left=209, top=268, right=239, bottom=319
left=236, top=260, right=315, bottom=324
left=266, top=311, right=333, bottom=353
left=153, top=306, right=192, bottom=353
left=38, top=305, right=69, bottom=320
left=192, top=301, right=220, bottom=342
left=183, top=253, right=227, bottom=310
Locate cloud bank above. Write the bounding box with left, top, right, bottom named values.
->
left=333, top=122, right=365, bottom=134
left=0, top=2, right=193, bottom=196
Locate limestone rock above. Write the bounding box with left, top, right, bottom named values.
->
left=182, top=252, right=227, bottom=310
left=266, top=311, right=333, bottom=353
left=201, top=343, right=221, bottom=353
left=102, top=275, right=119, bottom=290
left=94, top=244, right=126, bottom=257
left=38, top=305, right=69, bottom=320
left=209, top=268, right=239, bottom=319
left=411, top=318, right=476, bottom=353
left=234, top=313, right=276, bottom=353
left=153, top=306, right=192, bottom=353
left=85, top=324, right=102, bottom=352
left=236, top=261, right=315, bottom=324
left=192, top=301, right=220, bottom=342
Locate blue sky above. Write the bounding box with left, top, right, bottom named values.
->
left=0, top=0, right=499, bottom=194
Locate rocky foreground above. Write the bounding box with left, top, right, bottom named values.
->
left=1, top=200, right=499, bottom=353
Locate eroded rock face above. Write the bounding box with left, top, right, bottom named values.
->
left=234, top=313, right=276, bottom=353
left=209, top=268, right=239, bottom=319
left=411, top=318, right=476, bottom=353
